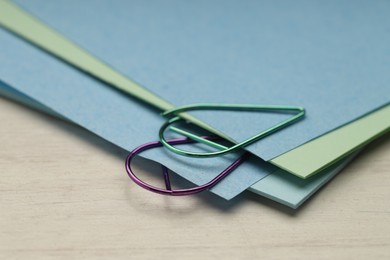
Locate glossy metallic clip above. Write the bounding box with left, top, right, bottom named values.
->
left=126, top=136, right=250, bottom=196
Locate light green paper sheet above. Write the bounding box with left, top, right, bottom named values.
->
left=0, top=0, right=172, bottom=112
left=271, top=105, right=390, bottom=178
left=1, top=0, right=388, bottom=182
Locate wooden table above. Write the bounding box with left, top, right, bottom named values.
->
left=1, top=96, right=389, bottom=259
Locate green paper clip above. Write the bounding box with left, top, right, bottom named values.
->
left=160, top=103, right=305, bottom=158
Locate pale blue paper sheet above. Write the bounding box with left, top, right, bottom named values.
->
left=0, top=85, right=358, bottom=208
left=12, top=0, right=390, bottom=161
left=249, top=152, right=359, bottom=208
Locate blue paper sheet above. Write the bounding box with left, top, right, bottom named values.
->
left=12, top=0, right=390, bottom=160
left=1, top=0, right=389, bottom=202
left=0, top=28, right=271, bottom=199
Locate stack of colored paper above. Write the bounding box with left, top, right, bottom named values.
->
left=0, top=0, right=389, bottom=208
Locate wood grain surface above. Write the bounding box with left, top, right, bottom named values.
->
left=1, top=96, right=389, bottom=260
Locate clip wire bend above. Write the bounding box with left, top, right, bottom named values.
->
left=125, top=136, right=249, bottom=196
left=159, top=103, right=305, bottom=158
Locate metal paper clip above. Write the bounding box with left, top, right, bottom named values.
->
left=159, top=103, right=305, bottom=158
left=125, top=136, right=249, bottom=195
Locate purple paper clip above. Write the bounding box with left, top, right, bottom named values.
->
left=125, top=136, right=249, bottom=196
